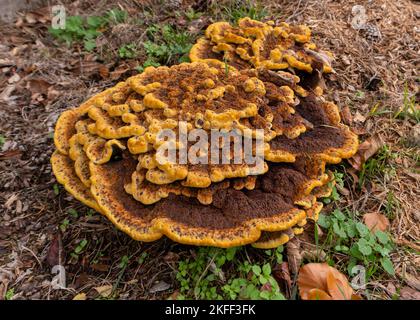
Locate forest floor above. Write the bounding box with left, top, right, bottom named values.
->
left=0, top=0, right=419, bottom=300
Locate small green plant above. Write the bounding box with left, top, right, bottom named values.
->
left=323, top=171, right=344, bottom=204
left=53, top=183, right=60, bottom=195
left=220, top=0, right=268, bottom=23
left=49, top=15, right=102, bottom=51
left=354, top=90, right=365, bottom=100
left=60, top=218, right=70, bottom=232
left=176, top=246, right=284, bottom=300
left=106, top=9, right=128, bottom=24
left=91, top=250, right=105, bottom=265
left=49, top=9, right=127, bottom=51
left=0, top=135, right=5, bottom=149
left=68, top=208, right=79, bottom=218
left=136, top=59, right=161, bottom=73
left=86, top=209, right=95, bottom=217
left=60, top=208, right=79, bottom=232
left=5, top=288, right=14, bottom=300
left=118, top=255, right=130, bottom=269
left=359, top=145, right=397, bottom=187
left=222, top=262, right=284, bottom=300
left=382, top=191, right=400, bottom=220
left=118, top=43, right=138, bottom=59
left=394, top=83, right=419, bottom=123
left=317, top=209, right=395, bottom=278
left=368, top=104, right=394, bottom=117
left=74, top=239, right=88, bottom=254
left=71, top=239, right=88, bottom=259
left=176, top=247, right=228, bottom=299
left=137, top=252, right=148, bottom=264
left=141, top=24, right=193, bottom=68
left=264, top=246, right=284, bottom=264
left=185, top=8, right=203, bottom=21
left=112, top=255, right=130, bottom=294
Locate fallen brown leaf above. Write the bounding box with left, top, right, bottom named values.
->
left=363, top=212, right=390, bottom=232
left=149, top=281, right=171, bottom=293
left=308, top=288, right=332, bottom=300
left=26, top=78, right=51, bottom=96
left=402, top=273, right=420, bottom=291
left=0, top=283, right=7, bottom=300
left=0, top=58, right=14, bottom=67
left=73, top=293, right=87, bottom=300
left=4, top=194, right=18, bottom=210
left=336, top=183, right=350, bottom=196
left=47, top=87, right=61, bottom=102
left=326, top=269, right=353, bottom=300
left=353, top=111, right=366, bottom=123
left=286, top=237, right=302, bottom=275
left=0, top=150, right=22, bottom=160
left=347, top=168, right=360, bottom=191
left=46, top=233, right=64, bottom=267
left=71, top=60, right=104, bottom=78
left=349, top=135, right=383, bottom=171
left=110, top=64, right=130, bottom=81
left=73, top=273, right=90, bottom=289
left=94, top=285, right=113, bottom=298
left=298, top=263, right=329, bottom=299
left=298, top=263, right=361, bottom=300
left=22, top=7, right=51, bottom=25
left=386, top=282, right=397, bottom=296
left=301, top=243, right=327, bottom=261
left=90, top=263, right=109, bottom=272
left=163, top=251, right=180, bottom=264
left=0, top=85, right=16, bottom=102
left=10, top=44, right=28, bottom=56
left=273, top=262, right=292, bottom=297
left=340, top=105, right=353, bottom=125
left=342, top=55, right=352, bottom=65
left=400, top=286, right=420, bottom=300
left=8, top=73, right=21, bottom=84
left=98, top=65, right=110, bottom=79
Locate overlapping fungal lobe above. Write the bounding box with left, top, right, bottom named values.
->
left=125, top=170, right=258, bottom=205
left=82, top=63, right=318, bottom=187
left=85, top=63, right=279, bottom=142
left=189, top=18, right=334, bottom=82
left=266, top=94, right=359, bottom=163
left=51, top=150, right=102, bottom=213
left=88, top=151, right=329, bottom=247
left=124, top=62, right=307, bottom=140
left=51, top=54, right=358, bottom=248
left=252, top=173, right=334, bottom=249
left=251, top=197, right=326, bottom=249
left=130, top=146, right=269, bottom=191
left=127, top=63, right=264, bottom=128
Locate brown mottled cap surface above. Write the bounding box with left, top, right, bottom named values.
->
left=190, top=17, right=334, bottom=75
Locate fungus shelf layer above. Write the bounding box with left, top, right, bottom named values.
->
left=51, top=19, right=358, bottom=248
left=190, top=18, right=334, bottom=81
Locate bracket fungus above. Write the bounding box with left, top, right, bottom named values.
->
left=51, top=18, right=358, bottom=248
left=190, top=18, right=334, bottom=92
